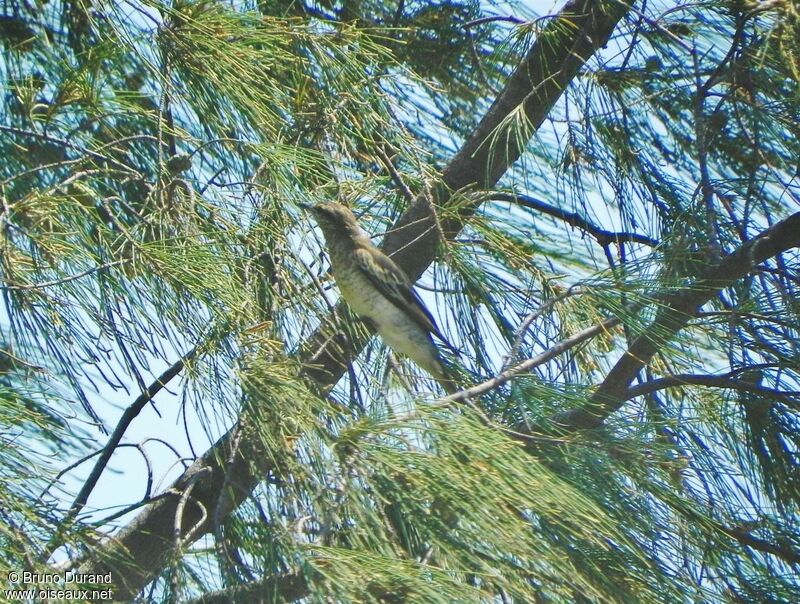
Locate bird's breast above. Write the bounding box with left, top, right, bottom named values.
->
left=333, top=260, right=433, bottom=357
left=334, top=262, right=385, bottom=319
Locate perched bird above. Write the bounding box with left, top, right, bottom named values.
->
left=303, top=202, right=457, bottom=394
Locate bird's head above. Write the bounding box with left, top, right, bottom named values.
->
left=301, top=202, right=362, bottom=238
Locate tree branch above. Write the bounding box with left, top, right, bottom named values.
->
left=492, top=191, right=659, bottom=247
left=553, top=211, right=800, bottom=430
left=676, top=505, right=800, bottom=567
left=722, top=524, right=800, bottom=567
left=625, top=373, right=800, bottom=408
left=186, top=573, right=307, bottom=604
left=302, top=0, right=634, bottom=389
left=45, top=347, right=198, bottom=560
left=446, top=315, right=621, bottom=403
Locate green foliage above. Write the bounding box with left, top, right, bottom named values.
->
left=1, top=0, right=798, bottom=602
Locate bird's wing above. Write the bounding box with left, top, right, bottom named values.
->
left=353, top=246, right=454, bottom=350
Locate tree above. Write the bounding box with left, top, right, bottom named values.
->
left=1, top=0, right=799, bottom=601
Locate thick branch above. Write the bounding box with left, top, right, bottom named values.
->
left=384, top=0, right=634, bottom=276
left=75, top=416, right=280, bottom=599
left=75, top=0, right=635, bottom=597
left=187, top=573, right=307, bottom=604
left=553, top=211, right=800, bottom=430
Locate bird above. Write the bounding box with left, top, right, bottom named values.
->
left=302, top=202, right=458, bottom=394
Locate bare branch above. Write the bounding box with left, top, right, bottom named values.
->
left=626, top=373, right=800, bottom=408
left=187, top=573, right=308, bottom=604
left=446, top=315, right=621, bottom=403
left=502, top=286, right=585, bottom=372
left=492, top=192, right=659, bottom=247
left=45, top=346, right=198, bottom=559
left=722, top=524, right=800, bottom=566
left=463, top=15, right=526, bottom=29
left=553, top=211, right=800, bottom=430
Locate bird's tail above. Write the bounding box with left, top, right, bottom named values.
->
left=430, top=356, right=461, bottom=396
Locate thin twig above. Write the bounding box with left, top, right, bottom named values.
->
left=445, top=315, right=621, bottom=403
left=172, top=469, right=211, bottom=599
left=2, top=260, right=129, bottom=291
left=463, top=15, right=525, bottom=29
left=213, top=424, right=242, bottom=576
left=493, top=192, right=659, bottom=247
left=502, top=286, right=585, bottom=371
left=174, top=468, right=211, bottom=549
left=376, top=146, right=414, bottom=203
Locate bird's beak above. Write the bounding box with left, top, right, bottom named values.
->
left=298, top=202, right=314, bottom=211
